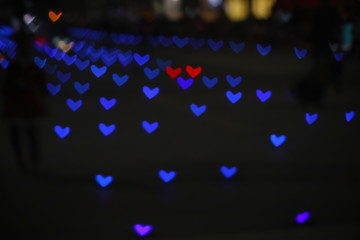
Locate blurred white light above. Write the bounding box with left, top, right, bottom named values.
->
left=23, top=14, right=35, bottom=25
left=208, top=0, right=222, bottom=7
left=164, top=0, right=183, bottom=21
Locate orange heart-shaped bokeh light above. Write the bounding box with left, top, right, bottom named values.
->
left=49, top=10, right=62, bottom=22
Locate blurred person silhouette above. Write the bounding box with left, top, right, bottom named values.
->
left=291, top=0, right=345, bottom=107
left=2, top=31, right=47, bottom=173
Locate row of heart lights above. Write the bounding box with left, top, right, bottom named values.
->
left=70, top=27, right=345, bottom=61
left=0, top=26, right=344, bottom=69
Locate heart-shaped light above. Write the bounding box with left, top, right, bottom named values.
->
left=186, top=65, right=202, bottom=78
left=226, top=75, right=242, bottom=87
left=294, top=47, right=307, bottom=59
left=142, top=121, right=159, bottom=134
left=345, top=111, right=354, bottom=122
left=49, top=10, right=62, bottom=22
left=144, top=67, right=160, bottom=80
left=143, top=86, right=159, bottom=99
left=112, top=74, right=129, bottom=87
left=100, top=97, right=116, bottom=110
left=54, top=125, right=70, bottom=138
left=95, top=174, right=113, bottom=187
left=66, top=99, right=82, bottom=111
left=190, top=104, right=206, bottom=117
left=47, top=83, right=61, bottom=96
left=305, top=113, right=318, bottom=125
left=202, top=76, right=218, bottom=89
left=91, top=65, right=107, bottom=78
left=296, top=212, right=310, bottom=224
left=256, top=89, right=271, bottom=102
left=159, top=170, right=176, bottom=182
left=58, top=40, right=73, bottom=52
left=134, top=53, right=150, bottom=66
left=23, top=14, right=35, bottom=25
left=166, top=66, right=182, bottom=79
left=220, top=166, right=237, bottom=178
left=270, top=134, right=286, bottom=147
left=99, top=123, right=115, bottom=136
left=134, top=224, right=152, bottom=237
left=208, top=39, right=223, bottom=51
left=257, top=44, right=272, bottom=56
left=74, top=82, right=90, bottom=95
left=226, top=91, right=242, bottom=104
left=177, top=77, right=193, bottom=90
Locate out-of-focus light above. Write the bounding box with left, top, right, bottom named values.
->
left=49, top=10, right=62, bottom=22
left=95, top=174, right=113, bottom=187
left=164, top=0, right=183, bottom=21
left=251, top=0, right=276, bottom=20
left=296, top=212, right=310, bottom=224
left=225, top=0, right=249, bottom=22
left=23, top=14, right=35, bottom=25
left=0, top=25, right=14, bottom=36
left=208, top=0, right=223, bottom=7
left=153, top=0, right=164, bottom=14
left=201, top=0, right=220, bottom=22
left=34, top=36, right=47, bottom=47
left=58, top=40, right=73, bottom=52
left=277, top=10, right=292, bottom=23
left=28, top=23, right=40, bottom=33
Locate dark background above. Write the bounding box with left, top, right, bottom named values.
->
left=1, top=0, right=360, bottom=239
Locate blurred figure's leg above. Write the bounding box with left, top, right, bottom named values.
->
left=9, top=121, right=24, bottom=171
left=27, top=121, right=40, bottom=172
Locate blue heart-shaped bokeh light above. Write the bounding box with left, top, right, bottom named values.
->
left=54, top=125, right=70, bottom=139
left=257, top=44, right=272, bottom=56
left=159, top=170, right=176, bottom=183
left=270, top=134, right=286, bottom=147
left=226, top=91, right=242, bottom=104
left=190, top=104, right=206, bottom=117
left=100, top=97, right=116, bottom=110
left=47, top=83, right=61, bottom=95
left=74, top=82, right=90, bottom=94
left=208, top=39, right=223, bottom=51
left=91, top=65, right=107, bottom=78
left=143, top=86, right=159, bottom=99
left=202, top=76, right=218, bottom=89
left=177, top=77, right=193, bottom=90
left=95, top=174, right=113, bottom=187
left=305, top=113, right=318, bottom=125
left=98, top=123, right=115, bottom=136
left=134, top=53, right=150, bottom=66
left=294, top=47, right=307, bottom=59
left=256, top=89, right=272, bottom=102
left=229, top=41, right=245, bottom=53
left=345, top=111, right=354, bottom=122
left=220, top=166, right=237, bottom=178
left=296, top=212, right=310, bottom=224
left=142, top=121, right=159, bottom=134
left=66, top=99, right=82, bottom=111
left=112, top=73, right=128, bottom=87
left=226, top=75, right=242, bottom=87
left=144, top=67, right=160, bottom=80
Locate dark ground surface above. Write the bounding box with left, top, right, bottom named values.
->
left=1, top=41, right=360, bottom=239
